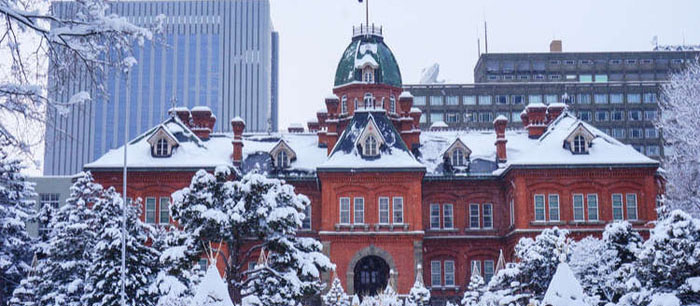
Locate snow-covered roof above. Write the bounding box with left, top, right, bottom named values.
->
left=85, top=112, right=657, bottom=177
left=430, top=121, right=448, bottom=129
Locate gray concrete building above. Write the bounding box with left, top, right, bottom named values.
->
left=404, top=42, right=700, bottom=159
left=44, top=0, right=279, bottom=175
left=25, top=176, right=75, bottom=237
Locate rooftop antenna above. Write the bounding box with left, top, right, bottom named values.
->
left=477, top=24, right=481, bottom=56
left=358, top=0, right=369, bottom=28
left=484, top=20, right=489, bottom=54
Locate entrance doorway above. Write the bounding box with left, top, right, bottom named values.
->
left=353, top=255, right=389, bottom=296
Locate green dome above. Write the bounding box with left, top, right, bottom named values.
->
left=334, top=33, right=402, bottom=88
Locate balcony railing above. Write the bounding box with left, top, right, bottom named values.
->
left=353, top=24, right=383, bottom=38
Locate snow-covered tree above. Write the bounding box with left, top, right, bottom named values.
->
left=657, top=58, right=700, bottom=216
left=7, top=268, right=40, bottom=306
left=28, top=172, right=100, bottom=306
left=461, top=265, right=485, bottom=306
left=150, top=225, right=203, bottom=306
left=406, top=265, right=430, bottom=306
left=0, top=0, right=159, bottom=158
left=627, top=210, right=700, bottom=305
left=377, top=285, right=401, bottom=306
left=323, top=274, right=350, bottom=306
left=191, top=264, right=234, bottom=306
left=82, top=191, right=160, bottom=306
left=171, top=168, right=333, bottom=304
left=0, top=146, right=35, bottom=305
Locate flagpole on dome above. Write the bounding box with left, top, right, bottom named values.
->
left=358, top=0, right=369, bottom=29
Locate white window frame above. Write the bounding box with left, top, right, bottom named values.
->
left=509, top=199, right=515, bottom=226
left=484, top=260, right=495, bottom=282
left=431, top=260, right=442, bottom=287
left=483, top=203, right=493, bottom=229
left=452, top=149, right=465, bottom=166
left=471, top=260, right=482, bottom=277
left=612, top=194, right=624, bottom=221
left=390, top=95, right=396, bottom=113
left=155, top=138, right=169, bottom=156
left=145, top=197, right=157, bottom=224
left=573, top=194, right=585, bottom=221
left=430, top=204, right=440, bottom=229
left=364, top=135, right=379, bottom=156
left=354, top=197, right=365, bottom=224
left=469, top=203, right=480, bottom=229
left=378, top=197, right=390, bottom=224
left=443, top=204, right=454, bottom=229
left=626, top=193, right=638, bottom=221
left=341, top=95, right=348, bottom=113
left=392, top=197, right=404, bottom=224
left=548, top=194, right=560, bottom=221
left=276, top=150, right=289, bottom=168
left=585, top=194, right=598, bottom=221
left=339, top=197, right=351, bottom=224
left=444, top=260, right=455, bottom=287
left=159, top=197, right=170, bottom=225
left=302, top=204, right=312, bottom=230
left=534, top=194, right=546, bottom=221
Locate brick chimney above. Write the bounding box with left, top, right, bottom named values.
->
left=398, top=92, right=414, bottom=115
left=523, top=103, right=547, bottom=138
left=325, top=95, right=340, bottom=116
left=169, top=107, right=191, bottom=126
left=231, top=117, right=245, bottom=165
left=307, top=120, right=319, bottom=133
left=494, top=115, right=508, bottom=163
left=546, top=103, right=567, bottom=124
left=190, top=106, right=216, bottom=139
left=409, top=108, right=422, bottom=127
left=550, top=40, right=562, bottom=52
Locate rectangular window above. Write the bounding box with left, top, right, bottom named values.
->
left=484, top=260, right=495, bottom=282
left=578, top=111, right=592, bottom=122
left=577, top=94, right=591, bottom=104
left=471, top=260, right=482, bottom=277
left=646, top=145, right=660, bottom=156
left=420, top=113, right=427, bottom=123
left=612, top=194, right=624, bottom=221
left=39, top=193, right=60, bottom=233
left=566, top=74, right=577, bottom=80
left=611, top=111, right=624, bottom=121
left=549, top=74, right=561, bottom=80
left=573, top=194, right=585, bottom=221
left=379, top=197, right=390, bottom=224
left=519, top=75, right=530, bottom=80
left=393, top=197, right=404, bottom=224
left=612, top=128, right=625, bottom=139
left=629, top=128, right=643, bottom=139
left=545, top=95, right=558, bottom=103
left=610, top=93, right=624, bottom=104
left=463, top=95, right=477, bottom=105
left=511, top=95, right=524, bottom=104
left=644, top=110, right=658, bottom=121
left=587, top=194, right=599, bottom=221
left=643, top=93, right=657, bottom=103
left=496, top=95, right=508, bottom=104
left=629, top=110, right=642, bottom=121
left=340, top=197, right=351, bottom=224
left=579, top=74, right=593, bottom=83
left=483, top=204, right=493, bottom=229
left=431, top=260, right=442, bottom=287
left=146, top=197, right=156, bottom=224
left=535, top=74, right=545, bottom=80
left=510, top=199, right=515, bottom=226
left=479, top=112, right=494, bottom=122
left=626, top=194, right=638, bottom=220
left=443, top=204, right=454, bottom=229
left=595, top=74, right=608, bottom=82
left=470, top=204, right=480, bottom=228
left=511, top=112, right=522, bottom=123
left=430, top=112, right=444, bottom=123
left=430, top=96, right=444, bottom=106
left=595, top=111, right=609, bottom=121
left=302, top=204, right=312, bottom=229
left=159, top=197, right=170, bottom=225
left=198, top=259, right=208, bottom=271
left=529, top=95, right=542, bottom=103
left=430, top=204, right=441, bottom=229
left=354, top=198, right=364, bottom=224
left=627, top=93, right=641, bottom=104
left=594, top=94, right=608, bottom=104
left=479, top=95, right=492, bottom=105
left=446, top=96, right=459, bottom=105
left=413, top=96, right=426, bottom=106
left=444, top=261, right=455, bottom=287
left=445, top=113, right=459, bottom=123
left=534, top=195, right=546, bottom=221
left=549, top=194, right=560, bottom=221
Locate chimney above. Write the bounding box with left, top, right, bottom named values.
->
left=398, top=91, right=414, bottom=115
left=307, top=120, right=319, bottom=133
left=409, top=108, right=422, bottom=127
left=288, top=123, right=304, bottom=133
left=524, top=103, right=547, bottom=138
left=169, top=107, right=191, bottom=126
left=231, top=117, right=245, bottom=165
left=550, top=40, right=562, bottom=52
left=325, top=95, right=340, bottom=116
left=190, top=106, right=216, bottom=139
left=494, top=115, right=508, bottom=163
left=546, top=103, right=567, bottom=124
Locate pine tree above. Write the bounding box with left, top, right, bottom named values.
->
left=7, top=270, right=40, bottom=306
left=82, top=190, right=160, bottom=306
left=0, top=147, right=36, bottom=305
left=461, top=268, right=485, bottom=306
left=30, top=172, right=101, bottom=306
left=378, top=285, right=401, bottom=306
left=323, top=274, right=350, bottom=306
left=406, top=265, right=430, bottom=306
left=171, top=168, right=333, bottom=304
left=150, top=226, right=202, bottom=306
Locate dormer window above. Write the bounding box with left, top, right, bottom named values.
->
left=364, top=136, right=378, bottom=156
left=363, top=67, right=375, bottom=83
left=270, top=140, right=296, bottom=169
left=155, top=139, right=169, bottom=157
left=452, top=149, right=466, bottom=166
left=565, top=123, right=595, bottom=154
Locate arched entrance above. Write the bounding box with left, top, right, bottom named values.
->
left=353, top=255, right=390, bottom=296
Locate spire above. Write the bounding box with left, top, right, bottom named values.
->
left=495, top=249, right=506, bottom=274
left=415, top=264, right=424, bottom=286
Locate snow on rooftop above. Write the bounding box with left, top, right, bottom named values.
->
left=399, top=91, right=414, bottom=98
left=548, top=102, right=567, bottom=108
left=288, top=123, right=304, bottom=129
left=494, top=115, right=508, bottom=122
left=231, top=116, right=245, bottom=123
left=191, top=106, right=212, bottom=112
left=526, top=102, right=547, bottom=109
left=410, top=107, right=422, bottom=113
left=430, top=121, right=448, bottom=128
left=325, top=93, right=339, bottom=100
left=169, top=106, right=189, bottom=112
left=355, top=53, right=379, bottom=69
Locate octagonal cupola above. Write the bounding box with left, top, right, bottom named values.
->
left=334, top=24, right=402, bottom=88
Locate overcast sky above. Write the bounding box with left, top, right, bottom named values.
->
left=269, top=0, right=700, bottom=130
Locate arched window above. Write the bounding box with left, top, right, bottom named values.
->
left=363, top=67, right=374, bottom=83
left=276, top=150, right=289, bottom=168
left=573, top=135, right=586, bottom=153
left=452, top=149, right=465, bottom=166
left=341, top=95, right=348, bottom=113
left=364, top=93, right=374, bottom=108
left=390, top=95, right=396, bottom=113
left=354, top=98, right=359, bottom=110
left=155, top=138, right=169, bottom=156
left=364, top=135, right=378, bottom=156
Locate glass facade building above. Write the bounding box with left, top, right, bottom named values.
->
left=44, top=0, right=278, bottom=175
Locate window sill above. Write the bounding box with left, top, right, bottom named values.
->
left=374, top=223, right=410, bottom=231
left=430, top=286, right=460, bottom=292
left=464, top=227, right=496, bottom=232
left=568, top=220, right=605, bottom=225
left=334, top=224, right=370, bottom=231
left=530, top=221, right=566, bottom=226
left=427, top=228, right=459, bottom=233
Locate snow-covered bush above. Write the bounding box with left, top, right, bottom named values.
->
left=171, top=169, right=333, bottom=304
left=0, top=147, right=35, bottom=305
left=150, top=226, right=203, bottom=306
left=461, top=268, right=485, bottom=306
left=406, top=265, right=430, bottom=306
left=323, top=275, right=350, bottom=306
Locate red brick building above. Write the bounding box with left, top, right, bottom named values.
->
left=85, top=25, right=662, bottom=304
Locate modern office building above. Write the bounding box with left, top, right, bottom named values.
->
left=404, top=42, right=700, bottom=159
left=44, top=0, right=278, bottom=175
